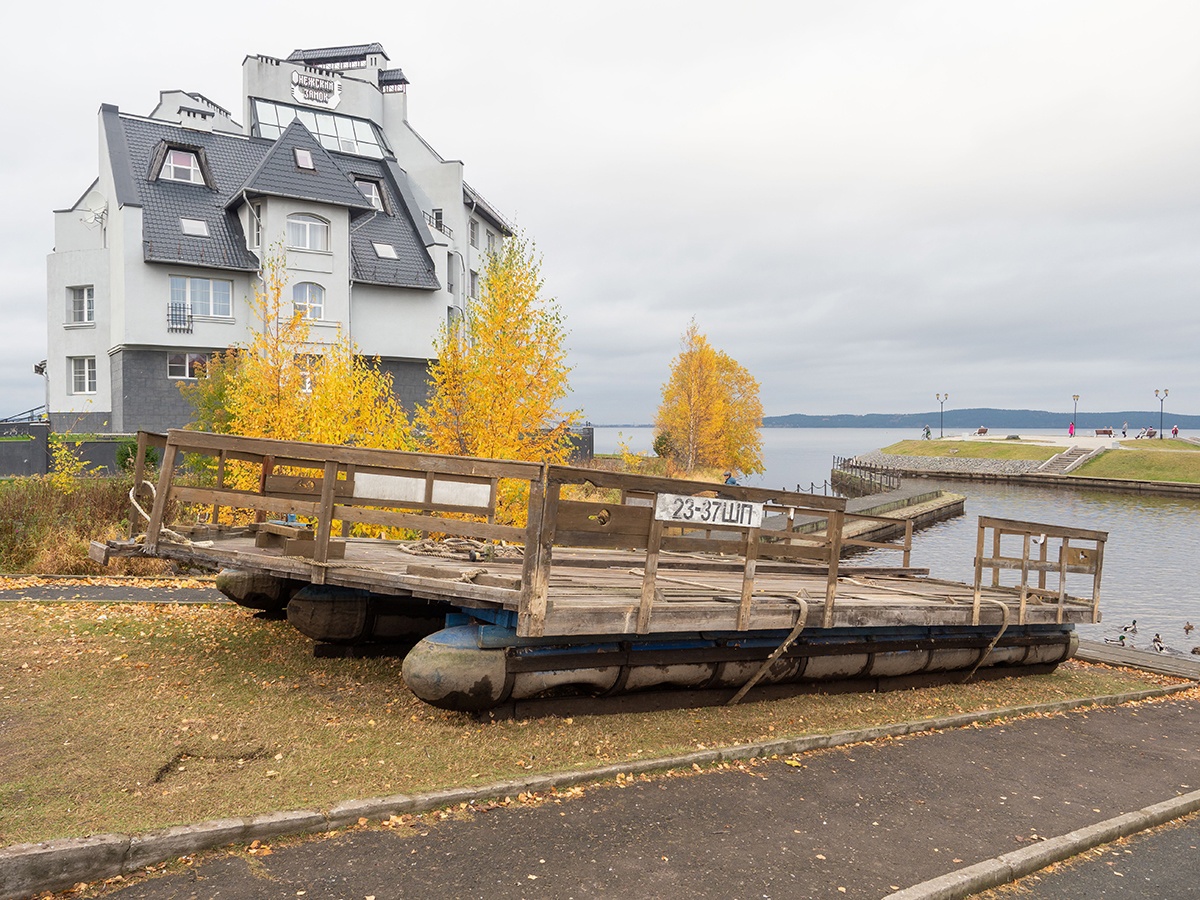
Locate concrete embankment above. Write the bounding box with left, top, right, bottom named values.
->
left=853, top=449, right=1200, bottom=499
left=772, top=485, right=966, bottom=554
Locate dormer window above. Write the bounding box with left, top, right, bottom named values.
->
left=372, top=242, right=397, bottom=259
left=180, top=218, right=209, bottom=237
left=160, top=149, right=203, bottom=184
left=356, top=179, right=383, bottom=210
left=294, top=148, right=315, bottom=170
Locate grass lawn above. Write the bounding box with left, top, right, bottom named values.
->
left=880, top=440, right=1060, bottom=461
left=1, top=601, right=1183, bottom=847
left=1073, top=447, right=1200, bottom=483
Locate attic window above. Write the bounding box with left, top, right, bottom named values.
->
left=372, top=242, right=398, bottom=259
left=294, top=148, right=315, bottom=170
left=356, top=179, right=383, bottom=210
left=160, top=149, right=204, bottom=184
left=180, top=218, right=209, bottom=237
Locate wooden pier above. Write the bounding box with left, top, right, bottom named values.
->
left=96, top=431, right=1108, bottom=639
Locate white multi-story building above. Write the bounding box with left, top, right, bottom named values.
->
left=46, top=42, right=511, bottom=433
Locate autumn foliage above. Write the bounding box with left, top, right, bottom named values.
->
left=180, top=251, right=412, bottom=451
left=654, top=321, right=763, bottom=475
left=416, top=233, right=580, bottom=464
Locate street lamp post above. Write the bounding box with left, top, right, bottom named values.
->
left=1156, top=389, right=1168, bottom=439
left=936, top=393, right=948, bottom=438
left=1072, top=394, right=1079, bottom=428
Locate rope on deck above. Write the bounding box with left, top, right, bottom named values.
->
left=727, top=592, right=811, bottom=706
left=128, top=480, right=211, bottom=548
left=962, top=597, right=1011, bottom=682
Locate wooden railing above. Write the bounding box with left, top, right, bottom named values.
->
left=140, top=431, right=851, bottom=637
left=972, top=516, right=1107, bottom=625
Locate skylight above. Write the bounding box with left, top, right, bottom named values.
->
left=294, top=148, right=315, bottom=170
left=180, top=218, right=210, bottom=237
left=254, top=99, right=388, bottom=159
left=372, top=242, right=398, bottom=259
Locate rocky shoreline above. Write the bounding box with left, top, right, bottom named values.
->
left=852, top=449, right=1046, bottom=477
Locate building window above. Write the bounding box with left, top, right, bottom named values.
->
left=295, top=354, right=319, bottom=393
left=168, top=352, right=210, bottom=379
left=160, top=149, right=204, bottom=184
left=486, top=230, right=496, bottom=253
left=469, top=269, right=479, bottom=299
left=253, top=100, right=388, bottom=159
left=69, top=286, right=95, bottom=323
left=372, top=242, right=398, bottom=259
left=293, top=282, right=325, bottom=320
left=249, top=203, right=263, bottom=249
left=286, top=214, right=329, bottom=251
left=469, top=219, right=479, bottom=248
left=180, top=218, right=209, bottom=237
left=70, top=357, right=97, bottom=394
left=356, top=179, right=383, bottom=210
left=294, top=148, right=315, bottom=170
left=169, top=276, right=233, bottom=318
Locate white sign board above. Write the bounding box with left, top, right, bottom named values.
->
left=654, top=493, right=764, bottom=529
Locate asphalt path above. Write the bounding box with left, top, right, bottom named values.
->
left=0, top=582, right=225, bottom=604
left=975, top=813, right=1200, bottom=899
left=92, top=696, right=1200, bottom=900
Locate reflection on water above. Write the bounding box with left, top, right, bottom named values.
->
left=595, top=427, right=1200, bottom=651
left=861, top=480, right=1200, bottom=648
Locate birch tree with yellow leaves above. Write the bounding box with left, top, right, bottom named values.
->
left=654, top=320, right=763, bottom=476
left=180, top=250, right=412, bottom=450
left=416, top=233, right=580, bottom=464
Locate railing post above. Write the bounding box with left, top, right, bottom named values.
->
left=145, top=440, right=178, bottom=553
left=311, top=459, right=339, bottom=583
left=128, top=431, right=150, bottom=538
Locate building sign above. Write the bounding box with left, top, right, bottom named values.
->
left=291, top=70, right=342, bottom=109
left=654, top=493, right=764, bottom=529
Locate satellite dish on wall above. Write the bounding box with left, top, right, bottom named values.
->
left=80, top=189, right=108, bottom=229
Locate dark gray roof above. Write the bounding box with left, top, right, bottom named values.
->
left=109, top=111, right=438, bottom=289
left=287, top=44, right=388, bottom=65
left=378, top=68, right=409, bottom=87
left=237, top=120, right=375, bottom=212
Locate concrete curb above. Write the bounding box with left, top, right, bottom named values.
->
left=885, top=789, right=1200, bottom=899
left=2, top=682, right=1193, bottom=900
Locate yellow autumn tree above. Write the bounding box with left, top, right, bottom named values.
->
left=416, top=232, right=580, bottom=463
left=415, top=233, right=579, bottom=525
left=181, top=249, right=412, bottom=450
left=654, top=320, right=763, bottom=476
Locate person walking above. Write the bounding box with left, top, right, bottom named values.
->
left=1068, top=421, right=1075, bottom=438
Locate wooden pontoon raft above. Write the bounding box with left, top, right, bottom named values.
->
left=94, top=431, right=1109, bottom=712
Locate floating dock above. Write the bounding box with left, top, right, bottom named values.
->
left=94, top=431, right=1109, bottom=712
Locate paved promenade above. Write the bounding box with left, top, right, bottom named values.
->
left=70, top=690, right=1200, bottom=900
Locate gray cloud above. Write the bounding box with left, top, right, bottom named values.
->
left=5, top=0, right=1197, bottom=427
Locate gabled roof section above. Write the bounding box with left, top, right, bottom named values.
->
left=287, top=44, right=388, bottom=66
left=378, top=68, right=409, bottom=88
left=234, top=120, right=374, bottom=211
left=120, top=115, right=261, bottom=270
left=108, top=109, right=439, bottom=287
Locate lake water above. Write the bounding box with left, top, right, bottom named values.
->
left=595, top=427, right=1200, bottom=650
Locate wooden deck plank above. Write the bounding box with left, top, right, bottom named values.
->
left=127, top=529, right=1096, bottom=636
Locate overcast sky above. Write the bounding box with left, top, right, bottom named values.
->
left=5, top=1, right=1198, bottom=424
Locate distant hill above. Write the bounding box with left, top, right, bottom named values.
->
left=763, top=408, right=1200, bottom=430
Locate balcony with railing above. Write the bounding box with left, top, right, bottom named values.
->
left=167, top=301, right=193, bottom=334
left=424, top=210, right=453, bottom=238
